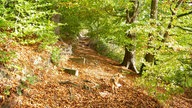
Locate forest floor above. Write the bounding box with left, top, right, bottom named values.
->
left=0, top=37, right=192, bottom=108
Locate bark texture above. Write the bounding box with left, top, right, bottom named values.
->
left=52, top=14, right=61, bottom=35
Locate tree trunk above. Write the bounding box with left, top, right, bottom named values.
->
left=52, top=14, right=61, bottom=35
left=121, top=0, right=139, bottom=74
left=121, top=46, right=139, bottom=73
left=161, top=1, right=184, bottom=43
left=140, top=0, right=158, bottom=74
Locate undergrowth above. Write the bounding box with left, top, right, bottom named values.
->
left=136, top=49, right=192, bottom=102
left=51, top=47, right=61, bottom=65
left=89, top=38, right=123, bottom=62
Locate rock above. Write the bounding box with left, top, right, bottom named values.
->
left=63, top=68, right=79, bottom=76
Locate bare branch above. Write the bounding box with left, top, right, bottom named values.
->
left=177, top=11, right=192, bottom=18
left=170, top=4, right=176, bottom=15
left=126, top=9, right=131, bottom=23
left=175, top=0, right=184, bottom=9
left=174, top=25, right=192, bottom=32
left=170, top=0, right=184, bottom=15
left=104, top=7, right=126, bottom=18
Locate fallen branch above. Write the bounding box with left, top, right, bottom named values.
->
left=59, top=80, right=79, bottom=87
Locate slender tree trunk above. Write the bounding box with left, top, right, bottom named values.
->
left=161, top=1, right=183, bottom=42
left=140, top=0, right=158, bottom=74
left=52, top=14, right=61, bottom=35
left=121, top=0, right=139, bottom=74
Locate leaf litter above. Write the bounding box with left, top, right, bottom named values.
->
left=0, top=38, right=191, bottom=108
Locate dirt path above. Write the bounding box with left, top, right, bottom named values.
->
left=15, top=38, right=160, bottom=108
left=2, top=38, right=190, bottom=108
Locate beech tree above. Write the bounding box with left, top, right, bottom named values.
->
left=121, top=0, right=140, bottom=74
left=140, top=0, right=158, bottom=73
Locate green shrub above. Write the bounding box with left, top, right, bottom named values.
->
left=51, top=47, right=61, bottom=65
left=0, top=51, right=15, bottom=65
left=17, top=75, right=37, bottom=95
left=0, top=0, right=59, bottom=47
left=137, top=50, right=192, bottom=101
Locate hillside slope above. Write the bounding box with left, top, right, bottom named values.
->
left=0, top=38, right=191, bottom=108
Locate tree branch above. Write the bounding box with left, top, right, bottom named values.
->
left=177, top=11, right=192, bottom=18
left=175, top=0, right=184, bottom=9
left=104, top=7, right=126, bottom=18
left=170, top=0, right=184, bottom=15
left=174, top=25, right=192, bottom=32
left=130, top=0, right=140, bottom=22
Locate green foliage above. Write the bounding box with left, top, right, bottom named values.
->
left=3, top=86, right=11, bottom=96
left=89, top=38, right=123, bottom=62
left=0, top=50, right=15, bottom=64
left=137, top=48, right=192, bottom=101
left=17, top=75, right=37, bottom=95
left=58, top=1, right=82, bottom=39
left=0, top=0, right=61, bottom=68
left=0, top=0, right=191, bottom=101
left=0, top=0, right=59, bottom=47
left=26, top=75, right=38, bottom=85
left=51, top=47, right=61, bottom=65
left=64, top=0, right=192, bottom=101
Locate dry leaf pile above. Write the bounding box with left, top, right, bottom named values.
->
left=0, top=38, right=191, bottom=108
